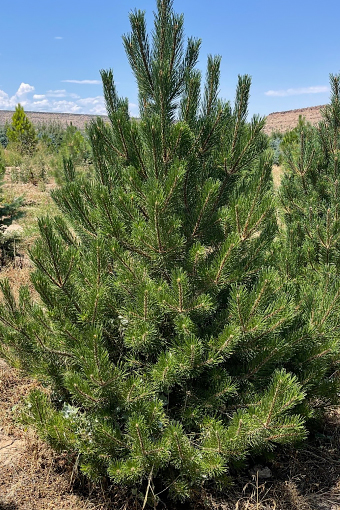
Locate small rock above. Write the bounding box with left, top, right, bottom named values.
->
left=3, top=223, right=23, bottom=236
left=249, top=465, right=272, bottom=479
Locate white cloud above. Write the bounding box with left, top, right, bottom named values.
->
left=129, top=102, right=139, bottom=117
left=17, top=82, right=35, bottom=96
left=33, top=99, right=50, bottom=108
left=47, top=89, right=67, bottom=96
left=77, top=96, right=106, bottom=114
left=0, top=82, right=107, bottom=115
left=0, top=82, right=35, bottom=109
left=44, top=89, right=79, bottom=99
left=62, top=79, right=101, bottom=85
left=265, top=86, right=329, bottom=97
left=50, top=100, right=82, bottom=113
left=54, top=36, right=63, bottom=40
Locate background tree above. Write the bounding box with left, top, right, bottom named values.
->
left=7, top=104, right=38, bottom=156
left=279, top=74, right=340, bottom=276
left=1, top=1, right=339, bottom=504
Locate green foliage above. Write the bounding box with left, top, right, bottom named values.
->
left=3, top=147, right=23, bottom=168
left=279, top=75, right=340, bottom=276
left=0, top=1, right=339, bottom=504
left=7, top=104, right=38, bottom=156
left=0, top=148, right=5, bottom=175
left=50, top=124, right=93, bottom=185
left=0, top=125, right=8, bottom=148
left=37, top=121, right=65, bottom=153
left=269, top=136, right=282, bottom=165
left=281, top=115, right=314, bottom=151
left=4, top=119, right=91, bottom=186
left=60, top=124, right=91, bottom=164
left=5, top=142, right=57, bottom=186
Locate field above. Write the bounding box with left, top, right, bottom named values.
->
left=1, top=157, right=340, bottom=509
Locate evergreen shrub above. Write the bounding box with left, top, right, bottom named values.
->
left=0, top=125, right=8, bottom=148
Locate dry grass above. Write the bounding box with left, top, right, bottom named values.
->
left=1, top=166, right=57, bottom=300
left=2, top=167, right=59, bottom=251
left=272, top=165, right=283, bottom=190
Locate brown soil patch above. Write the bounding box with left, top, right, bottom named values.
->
left=0, top=360, right=107, bottom=510
left=272, top=165, right=283, bottom=189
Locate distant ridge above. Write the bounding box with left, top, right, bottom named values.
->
left=0, top=109, right=109, bottom=131
left=264, top=105, right=325, bottom=135
left=0, top=105, right=326, bottom=135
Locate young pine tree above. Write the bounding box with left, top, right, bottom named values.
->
left=272, top=76, right=340, bottom=419
left=1, top=0, right=339, bottom=503
left=279, top=74, right=340, bottom=275
left=7, top=104, right=38, bottom=156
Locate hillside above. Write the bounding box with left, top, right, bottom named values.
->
left=0, top=105, right=326, bottom=134
left=0, top=109, right=110, bottom=131
left=264, top=104, right=325, bottom=135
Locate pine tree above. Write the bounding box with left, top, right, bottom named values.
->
left=1, top=1, right=339, bottom=503
left=279, top=74, right=340, bottom=275
left=7, top=104, right=38, bottom=155
left=272, top=74, right=340, bottom=418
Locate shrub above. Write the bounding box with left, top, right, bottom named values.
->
left=269, top=136, right=282, bottom=165
left=13, top=152, right=49, bottom=185
left=37, top=121, right=66, bottom=153
left=60, top=124, right=91, bottom=165
left=3, top=147, right=23, bottom=168
left=0, top=148, right=5, bottom=175
left=0, top=125, right=8, bottom=148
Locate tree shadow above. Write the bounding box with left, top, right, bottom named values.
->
left=0, top=502, right=19, bottom=510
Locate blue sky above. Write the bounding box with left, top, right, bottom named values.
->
left=0, top=0, right=339, bottom=118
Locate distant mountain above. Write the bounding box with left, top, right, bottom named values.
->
left=264, top=105, right=325, bottom=135
left=0, top=105, right=326, bottom=135
left=0, top=110, right=109, bottom=131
